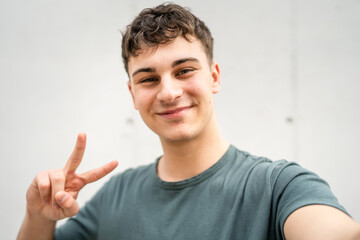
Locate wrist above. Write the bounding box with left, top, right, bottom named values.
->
left=17, top=207, right=56, bottom=240
left=25, top=207, right=56, bottom=225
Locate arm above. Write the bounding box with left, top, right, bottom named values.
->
left=17, top=210, right=56, bottom=240
left=17, top=133, right=118, bottom=240
left=284, top=205, right=360, bottom=240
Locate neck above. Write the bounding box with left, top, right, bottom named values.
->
left=157, top=118, right=229, bottom=182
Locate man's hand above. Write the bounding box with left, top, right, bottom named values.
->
left=25, top=133, right=118, bottom=221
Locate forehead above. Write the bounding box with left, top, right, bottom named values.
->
left=128, top=37, right=208, bottom=75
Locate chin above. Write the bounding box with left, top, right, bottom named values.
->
left=158, top=128, right=199, bottom=144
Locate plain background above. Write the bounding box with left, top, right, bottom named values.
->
left=0, top=0, right=359, bottom=238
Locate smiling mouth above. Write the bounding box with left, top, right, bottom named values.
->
left=156, top=106, right=193, bottom=119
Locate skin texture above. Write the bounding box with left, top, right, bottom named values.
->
left=17, top=133, right=118, bottom=240
left=284, top=205, right=360, bottom=240
left=128, top=37, right=221, bottom=144
left=127, top=36, right=229, bottom=182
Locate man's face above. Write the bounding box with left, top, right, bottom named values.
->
left=127, top=37, right=221, bottom=143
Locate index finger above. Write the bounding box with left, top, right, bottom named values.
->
left=64, top=133, right=87, bottom=174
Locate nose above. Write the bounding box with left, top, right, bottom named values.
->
left=156, top=77, right=183, bottom=103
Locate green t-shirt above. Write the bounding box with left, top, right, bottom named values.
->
left=55, top=145, right=347, bottom=239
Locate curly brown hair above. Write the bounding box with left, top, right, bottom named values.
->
left=121, top=3, right=214, bottom=75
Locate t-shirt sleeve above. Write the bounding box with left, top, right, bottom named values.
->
left=54, top=176, right=115, bottom=240
left=270, top=161, right=349, bottom=239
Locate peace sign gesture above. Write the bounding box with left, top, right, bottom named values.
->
left=25, top=133, right=118, bottom=221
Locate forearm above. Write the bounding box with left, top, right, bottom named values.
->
left=352, top=225, right=360, bottom=240
left=284, top=205, right=360, bottom=240
left=17, top=210, right=56, bottom=240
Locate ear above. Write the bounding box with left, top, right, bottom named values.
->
left=127, top=80, right=138, bottom=110
left=210, top=62, right=221, bottom=94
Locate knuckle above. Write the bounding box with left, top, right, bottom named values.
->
left=65, top=207, right=79, bottom=218
left=35, top=170, right=48, bottom=181
left=89, top=172, right=99, bottom=182
left=38, top=182, right=50, bottom=192
left=70, top=205, right=80, bottom=216
left=35, top=171, right=50, bottom=187
left=50, top=170, right=65, bottom=182
left=75, top=145, right=83, bottom=151
left=63, top=200, right=80, bottom=217
left=73, top=206, right=80, bottom=215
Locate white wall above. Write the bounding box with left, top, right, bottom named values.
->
left=0, top=0, right=359, bottom=238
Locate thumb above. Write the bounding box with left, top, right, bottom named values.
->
left=55, top=191, right=80, bottom=217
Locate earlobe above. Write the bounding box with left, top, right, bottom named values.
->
left=127, top=81, right=138, bottom=110
left=211, top=62, right=221, bottom=94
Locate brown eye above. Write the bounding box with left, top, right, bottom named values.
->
left=177, top=68, right=193, bottom=76
left=140, top=77, right=158, bottom=83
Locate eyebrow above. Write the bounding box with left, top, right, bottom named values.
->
left=132, top=67, right=156, bottom=77
left=171, top=57, right=200, bottom=68
left=131, top=57, right=200, bottom=78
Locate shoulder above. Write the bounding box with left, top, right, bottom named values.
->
left=227, top=145, right=299, bottom=182
left=227, top=145, right=338, bottom=201
left=229, top=145, right=318, bottom=179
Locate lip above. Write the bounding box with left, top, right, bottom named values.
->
left=156, top=106, right=193, bottom=119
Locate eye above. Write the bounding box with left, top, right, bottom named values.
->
left=176, top=68, right=194, bottom=76
left=139, top=77, right=158, bottom=84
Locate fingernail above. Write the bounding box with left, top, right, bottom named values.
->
left=59, top=194, right=67, bottom=203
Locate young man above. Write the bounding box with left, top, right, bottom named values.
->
left=18, top=3, right=360, bottom=240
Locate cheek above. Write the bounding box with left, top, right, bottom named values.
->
left=133, top=90, right=153, bottom=110
left=184, top=78, right=213, bottom=99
